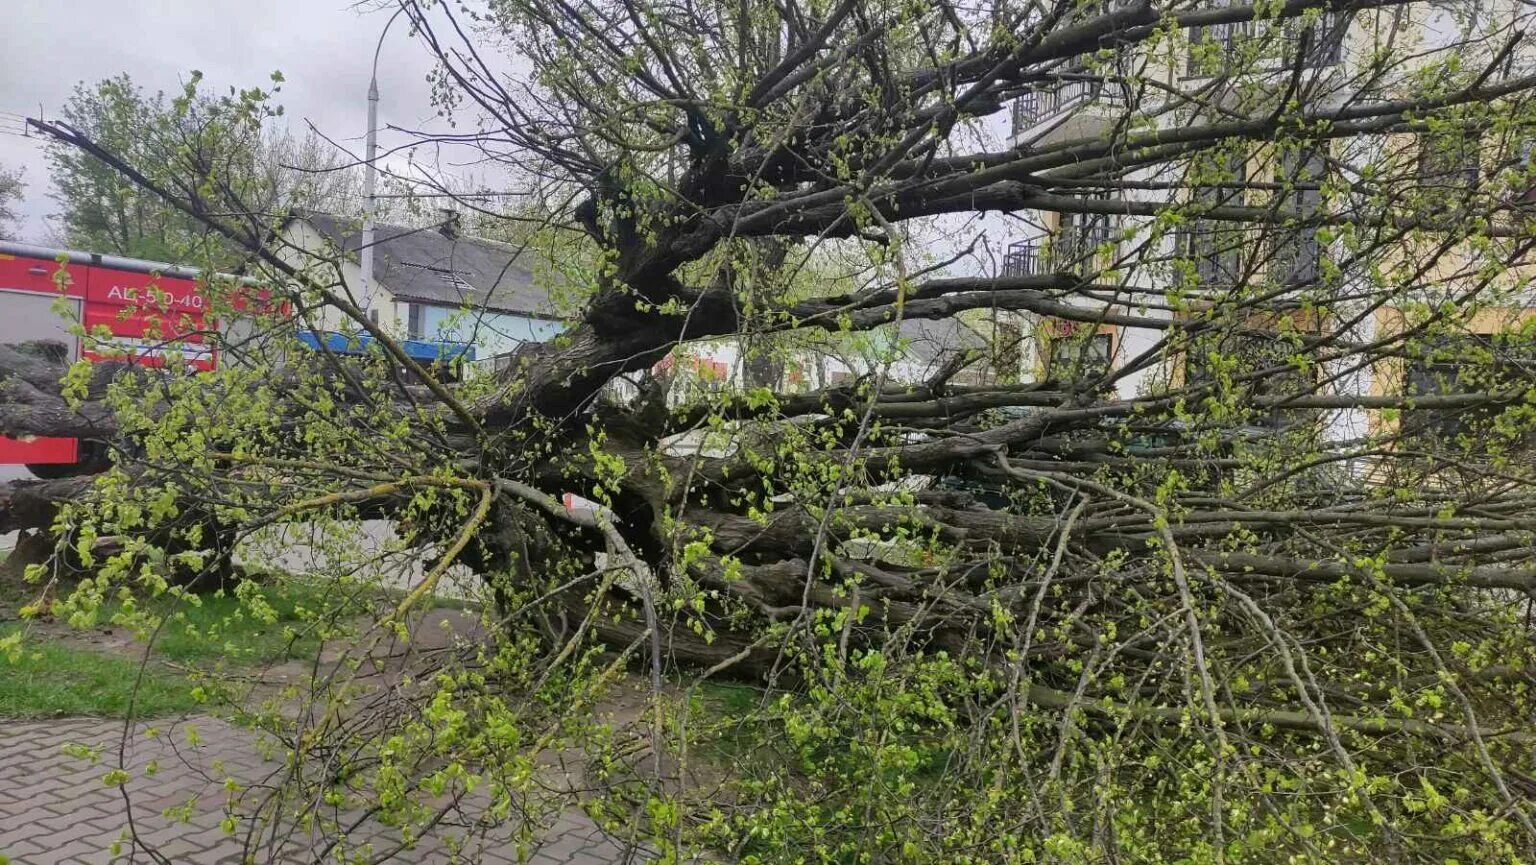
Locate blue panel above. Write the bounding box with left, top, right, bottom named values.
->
left=297, top=330, right=475, bottom=362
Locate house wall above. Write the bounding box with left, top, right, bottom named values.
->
left=277, top=221, right=403, bottom=334
left=408, top=302, right=564, bottom=357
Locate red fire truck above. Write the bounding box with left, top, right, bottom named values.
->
left=0, top=241, right=219, bottom=477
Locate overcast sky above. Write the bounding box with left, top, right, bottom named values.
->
left=0, top=0, right=1013, bottom=271
left=1, top=0, right=446, bottom=244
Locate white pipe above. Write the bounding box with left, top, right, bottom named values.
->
left=361, top=74, right=379, bottom=311
left=360, top=6, right=404, bottom=319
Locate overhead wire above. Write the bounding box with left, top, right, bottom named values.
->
left=0, top=112, right=43, bottom=141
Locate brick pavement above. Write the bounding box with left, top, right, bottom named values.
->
left=0, top=716, right=661, bottom=865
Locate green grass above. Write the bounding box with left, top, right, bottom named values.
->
left=107, top=579, right=371, bottom=666
left=129, top=576, right=480, bottom=665
left=137, top=586, right=319, bottom=664
left=0, top=571, right=475, bottom=717
left=695, top=681, right=773, bottom=763
left=0, top=625, right=198, bottom=718
left=701, top=681, right=763, bottom=715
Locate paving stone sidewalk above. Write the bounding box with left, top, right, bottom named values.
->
left=0, top=716, right=649, bottom=865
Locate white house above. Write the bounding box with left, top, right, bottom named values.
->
left=279, top=211, right=565, bottom=371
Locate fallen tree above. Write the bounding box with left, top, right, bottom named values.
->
left=9, top=0, right=1536, bottom=861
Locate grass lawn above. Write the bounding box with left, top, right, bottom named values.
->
left=0, top=566, right=475, bottom=717
left=0, top=578, right=358, bottom=718
left=694, top=680, right=772, bottom=763
left=114, top=580, right=353, bottom=665
left=700, top=681, right=762, bottom=715
left=0, top=624, right=199, bottom=718
left=124, top=576, right=475, bottom=664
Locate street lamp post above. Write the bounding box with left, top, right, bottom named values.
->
left=361, top=7, right=406, bottom=314
left=361, top=75, right=379, bottom=310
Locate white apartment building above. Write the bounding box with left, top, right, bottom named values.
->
left=994, top=0, right=1536, bottom=448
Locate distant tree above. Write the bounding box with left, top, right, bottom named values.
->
left=0, top=165, right=21, bottom=240
left=47, top=75, right=196, bottom=259
left=46, top=73, right=354, bottom=264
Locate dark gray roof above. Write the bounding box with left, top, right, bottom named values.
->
left=297, top=212, right=556, bottom=317
left=894, top=317, right=988, bottom=362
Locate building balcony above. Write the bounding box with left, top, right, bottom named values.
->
left=1004, top=226, right=1119, bottom=279
left=1012, top=77, right=1114, bottom=133
left=1011, top=76, right=1121, bottom=145
left=1003, top=240, right=1048, bottom=278
left=1184, top=11, right=1346, bottom=79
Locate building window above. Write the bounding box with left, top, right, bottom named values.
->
left=1195, top=147, right=1249, bottom=209
left=1418, top=131, right=1481, bottom=190
left=1282, top=11, right=1346, bottom=67
left=1403, top=354, right=1465, bottom=440
left=1056, top=202, right=1118, bottom=278
left=1186, top=329, right=1314, bottom=428
left=1182, top=149, right=1249, bottom=286
left=1181, top=225, right=1246, bottom=286
left=407, top=303, right=424, bottom=339
left=1270, top=147, right=1327, bottom=285
left=1403, top=335, right=1534, bottom=446
left=1510, top=140, right=1536, bottom=205
left=1047, top=328, right=1113, bottom=384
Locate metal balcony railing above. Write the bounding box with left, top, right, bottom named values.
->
left=1185, top=11, right=1345, bottom=77
left=1177, top=223, right=1322, bottom=286
left=1003, top=241, right=1047, bottom=277
left=1004, top=226, right=1118, bottom=279
left=1012, top=76, right=1120, bottom=136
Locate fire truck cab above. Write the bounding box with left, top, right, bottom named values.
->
left=0, top=241, right=218, bottom=478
